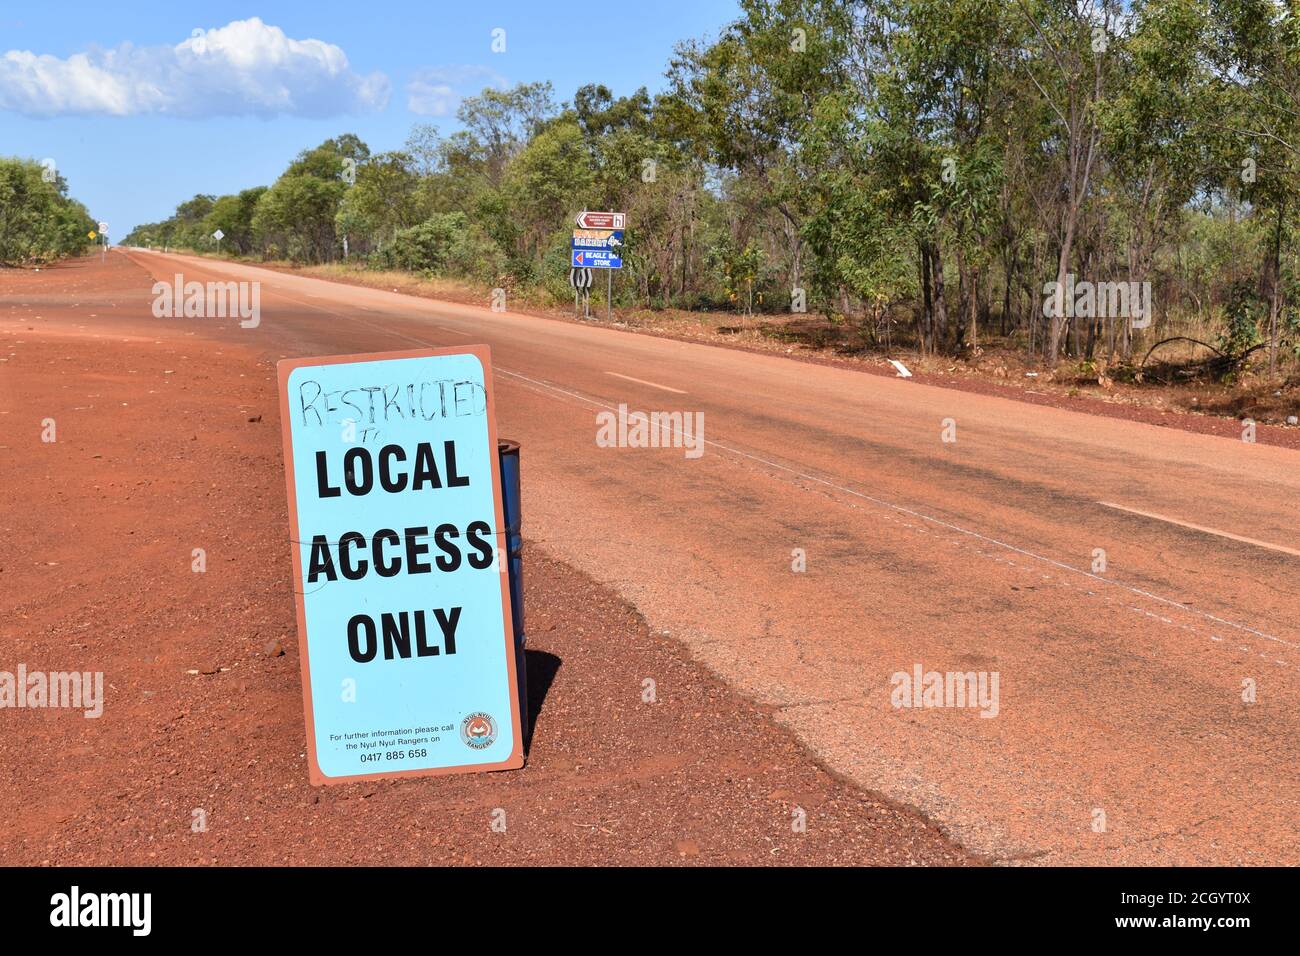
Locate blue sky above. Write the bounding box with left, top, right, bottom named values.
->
left=0, top=1, right=740, bottom=237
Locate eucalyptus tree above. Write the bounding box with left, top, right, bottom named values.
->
left=1096, top=0, right=1215, bottom=360
left=665, top=0, right=848, bottom=303
left=1208, top=0, right=1300, bottom=373
left=1012, top=0, right=1124, bottom=364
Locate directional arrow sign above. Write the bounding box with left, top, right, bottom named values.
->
left=572, top=249, right=622, bottom=269
left=575, top=211, right=625, bottom=230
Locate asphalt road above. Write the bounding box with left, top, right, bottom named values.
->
left=113, top=250, right=1300, bottom=863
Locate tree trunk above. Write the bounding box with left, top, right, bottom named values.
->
left=1002, top=252, right=1015, bottom=336
left=920, top=241, right=933, bottom=356
left=932, top=242, right=948, bottom=353
left=1269, top=204, right=1283, bottom=375
left=1048, top=213, right=1078, bottom=365
left=955, top=244, right=969, bottom=350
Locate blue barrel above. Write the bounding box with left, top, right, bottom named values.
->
left=497, top=440, right=528, bottom=746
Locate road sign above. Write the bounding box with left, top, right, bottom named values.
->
left=572, top=249, right=622, bottom=269
left=277, top=346, right=524, bottom=784
left=88, top=231, right=96, bottom=240
left=212, top=229, right=224, bottom=241
left=571, top=229, right=623, bottom=251
left=97, top=222, right=108, bottom=234
left=575, top=211, right=625, bottom=230
left=569, top=267, right=593, bottom=289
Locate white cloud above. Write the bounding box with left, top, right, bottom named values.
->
left=0, top=17, right=389, bottom=117
left=406, top=65, right=507, bottom=117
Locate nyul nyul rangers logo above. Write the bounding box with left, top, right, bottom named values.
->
left=460, top=712, right=498, bottom=749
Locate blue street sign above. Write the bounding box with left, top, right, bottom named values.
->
left=572, top=249, right=622, bottom=269
left=571, top=229, right=624, bottom=251
left=278, top=347, right=524, bottom=784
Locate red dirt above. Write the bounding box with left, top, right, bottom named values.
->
left=0, top=253, right=972, bottom=866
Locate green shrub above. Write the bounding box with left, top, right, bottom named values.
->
left=371, top=213, right=505, bottom=282
left=0, top=158, right=96, bottom=265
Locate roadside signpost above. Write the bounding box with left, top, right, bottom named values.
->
left=97, top=222, right=108, bottom=262
left=212, top=228, right=224, bottom=253
left=277, top=346, right=525, bottom=784
left=572, top=212, right=625, bottom=321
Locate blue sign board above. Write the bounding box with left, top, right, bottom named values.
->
left=278, top=346, right=523, bottom=784
left=571, top=229, right=624, bottom=251
left=572, top=249, right=622, bottom=269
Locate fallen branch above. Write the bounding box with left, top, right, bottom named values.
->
left=1139, top=337, right=1223, bottom=368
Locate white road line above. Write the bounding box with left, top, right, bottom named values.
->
left=1098, top=501, right=1300, bottom=559
left=604, top=371, right=687, bottom=394
left=437, top=325, right=473, bottom=336
left=496, top=367, right=1295, bottom=652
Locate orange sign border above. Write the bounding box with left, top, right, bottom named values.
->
left=277, top=345, right=525, bottom=785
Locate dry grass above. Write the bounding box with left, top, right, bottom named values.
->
left=291, top=263, right=488, bottom=302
